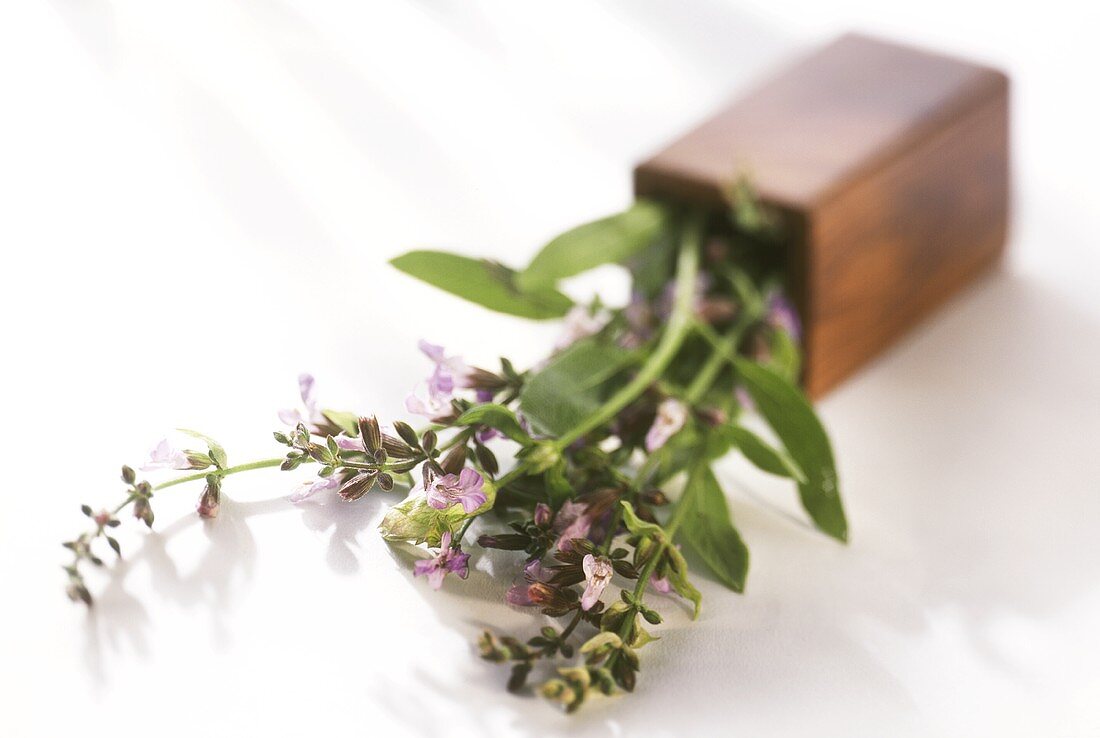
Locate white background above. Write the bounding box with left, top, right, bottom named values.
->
left=2, top=2, right=1098, bottom=737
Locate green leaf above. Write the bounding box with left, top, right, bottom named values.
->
left=177, top=428, right=227, bottom=469
left=321, top=409, right=360, bottom=436
left=517, top=200, right=668, bottom=291
left=766, top=327, right=802, bottom=383
left=718, top=425, right=807, bottom=484
left=665, top=545, right=702, bottom=618
left=677, top=463, right=749, bottom=592
left=390, top=251, right=572, bottom=320
left=734, top=358, right=847, bottom=542
left=379, top=478, right=497, bottom=546
left=619, top=500, right=664, bottom=540
left=454, top=404, right=532, bottom=445
left=519, top=339, right=636, bottom=436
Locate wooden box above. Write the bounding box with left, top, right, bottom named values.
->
left=635, top=34, right=1010, bottom=397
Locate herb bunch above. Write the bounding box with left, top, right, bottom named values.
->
left=64, top=182, right=846, bottom=711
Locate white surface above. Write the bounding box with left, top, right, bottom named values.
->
left=2, top=2, right=1098, bottom=737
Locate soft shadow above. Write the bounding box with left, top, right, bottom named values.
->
left=80, top=489, right=386, bottom=681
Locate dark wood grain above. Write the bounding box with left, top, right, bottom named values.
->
left=635, top=33, right=1010, bottom=397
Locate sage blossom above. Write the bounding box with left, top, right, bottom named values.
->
left=765, top=290, right=801, bottom=340
left=555, top=305, right=611, bottom=350
left=278, top=373, right=324, bottom=429
left=645, top=399, right=689, bottom=452
left=506, top=558, right=546, bottom=607
left=650, top=575, right=673, bottom=595
left=425, top=468, right=486, bottom=514
left=141, top=438, right=190, bottom=471
left=419, top=340, right=473, bottom=394
left=413, top=531, right=470, bottom=590
left=554, top=501, right=592, bottom=552
left=289, top=474, right=340, bottom=503
left=580, top=554, right=614, bottom=611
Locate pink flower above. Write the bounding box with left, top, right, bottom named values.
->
left=289, top=475, right=340, bottom=503
left=650, top=575, right=673, bottom=595
left=425, top=468, right=486, bottom=514
left=765, top=290, right=802, bottom=340
left=418, top=340, right=473, bottom=395
left=580, top=554, right=614, bottom=611
left=278, top=373, right=324, bottom=429
left=506, top=559, right=546, bottom=607
left=554, top=305, right=610, bottom=350
left=141, top=438, right=191, bottom=471
left=413, top=531, right=471, bottom=590
left=404, top=389, right=454, bottom=422
left=553, top=501, right=592, bottom=552
left=645, top=399, right=689, bottom=452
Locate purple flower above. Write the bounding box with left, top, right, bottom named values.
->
left=418, top=340, right=473, bottom=395
left=404, top=389, right=454, bottom=422
left=650, top=575, right=673, bottom=595
left=580, top=554, right=614, bottom=611
left=278, top=373, right=324, bottom=429
left=141, top=438, right=191, bottom=471
left=554, top=305, right=611, bottom=350
left=425, top=468, right=486, bottom=514
left=534, top=503, right=553, bottom=528
left=413, top=531, right=470, bottom=590
left=289, top=475, right=340, bottom=503
left=553, top=501, right=592, bottom=552
left=506, top=558, right=545, bottom=607
left=645, top=399, right=689, bottom=452
left=765, top=290, right=802, bottom=340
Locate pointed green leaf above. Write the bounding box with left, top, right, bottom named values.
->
left=517, top=200, right=668, bottom=290
left=677, top=463, right=749, bottom=592
left=519, top=339, right=637, bottom=436
left=734, top=358, right=847, bottom=541
left=718, top=425, right=807, bottom=484
left=390, top=250, right=573, bottom=320
left=454, top=403, right=532, bottom=445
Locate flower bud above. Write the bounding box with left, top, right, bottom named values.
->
left=197, top=476, right=221, bottom=519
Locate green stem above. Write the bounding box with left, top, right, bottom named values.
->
left=153, top=458, right=284, bottom=491
left=553, top=212, right=705, bottom=450
left=683, top=320, right=750, bottom=405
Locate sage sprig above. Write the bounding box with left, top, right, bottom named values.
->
left=63, top=184, right=846, bottom=712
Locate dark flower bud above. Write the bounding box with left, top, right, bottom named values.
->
left=477, top=533, right=529, bottom=551
left=377, top=473, right=394, bottom=491
left=359, top=416, right=382, bottom=454
left=393, top=421, right=419, bottom=448
left=639, top=489, right=669, bottom=507
left=533, top=503, right=552, bottom=528
left=197, top=476, right=221, bottom=519
left=381, top=434, right=417, bottom=459
left=66, top=580, right=92, bottom=606
left=121, top=466, right=136, bottom=485
left=464, top=367, right=509, bottom=392
left=475, top=444, right=499, bottom=476
left=421, top=430, right=438, bottom=454
left=184, top=451, right=214, bottom=470
left=339, top=471, right=378, bottom=502
left=133, top=497, right=154, bottom=528
left=440, top=445, right=466, bottom=476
